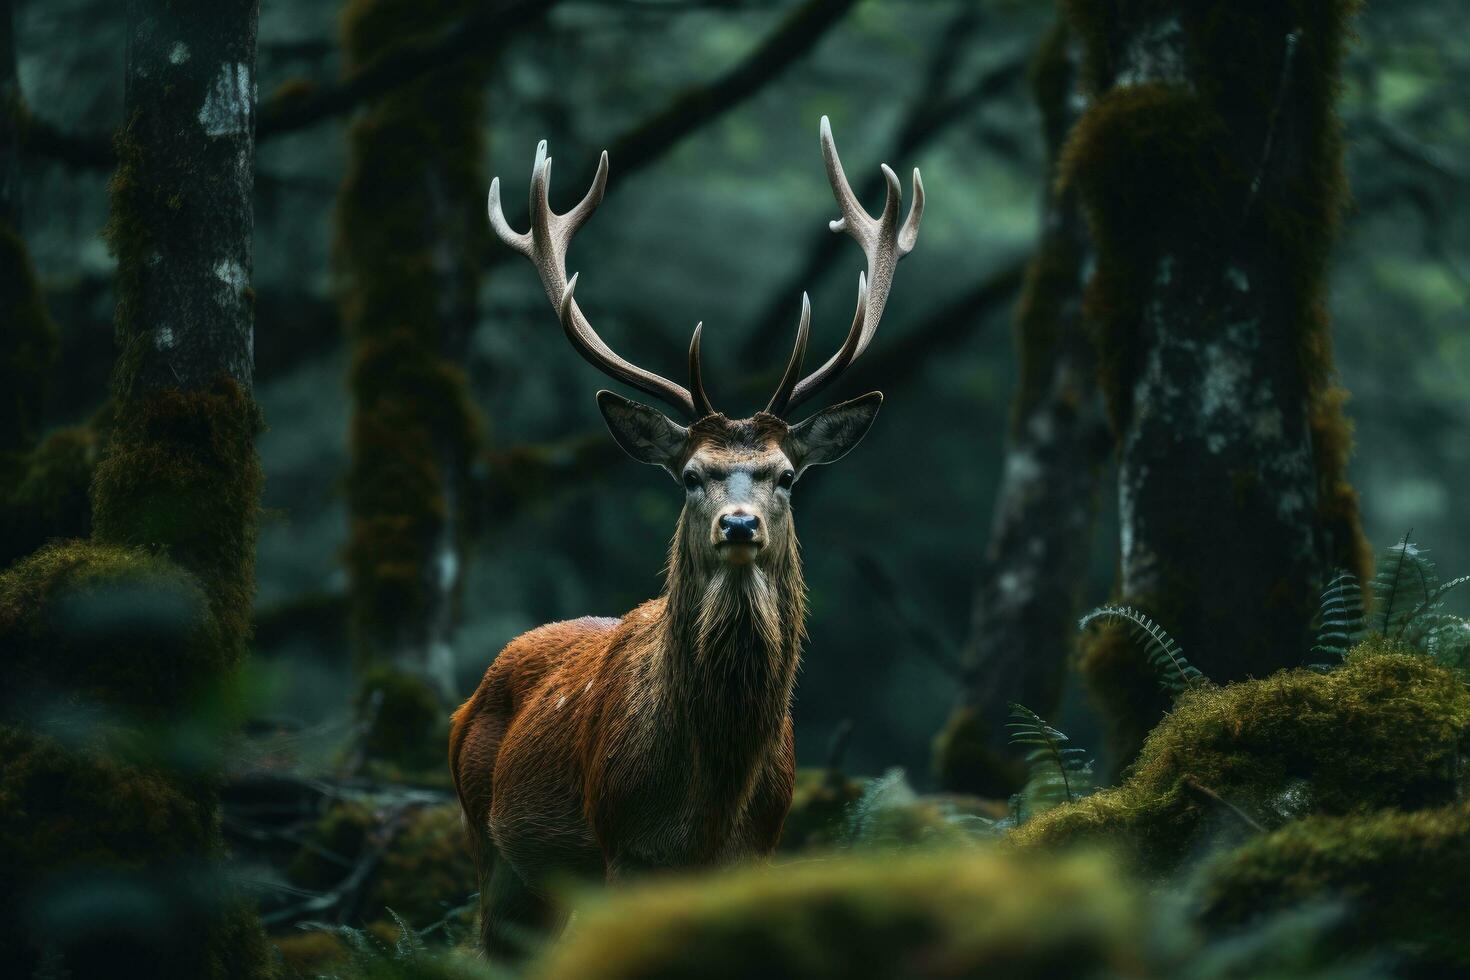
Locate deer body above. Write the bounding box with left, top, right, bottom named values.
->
left=451, top=118, right=922, bottom=958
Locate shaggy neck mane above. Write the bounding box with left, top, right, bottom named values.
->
left=659, top=509, right=806, bottom=739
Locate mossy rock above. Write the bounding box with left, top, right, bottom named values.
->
left=777, top=769, right=865, bottom=852
left=1197, top=801, right=1470, bottom=973
left=532, top=849, right=1144, bottom=979
left=287, top=801, right=474, bottom=934
left=0, top=726, right=275, bottom=977
left=286, top=800, right=376, bottom=892
left=932, top=705, right=1025, bottom=798
left=369, top=803, right=476, bottom=928
left=356, top=665, right=448, bottom=772
left=0, top=426, right=98, bottom=567
left=0, top=540, right=226, bottom=719
left=1012, top=644, right=1470, bottom=874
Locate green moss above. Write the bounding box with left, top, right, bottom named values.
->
left=1058, top=0, right=1368, bottom=581
left=275, top=929, right=348, bottom=976
left=1198, top=801, right=1470, bottom=972
left=0, top=540, right=225, bottom=718
left=90, top=380, right=263, bottom=665
left=778, top=769, right=866, bottom=852
left=1075, top=599, right=1173, bottom=772
left=286, top=801, right=376, bottom=891
left=532, top=849, right=1145, bottom=979
left=931, top=706, right=1024, bottom=799
left=0, top=222, right=59, bottom=457
left=0, top=725, right=244, bottom=975
left=369, top=803, right=477, bottom=927
left=0, top=425, right=97, bottom=567
left=336, top=0, right=487, bottom=673
left=355, top=666, right=448, bottom=771
left=1012, top=645, right=1470, bottom=875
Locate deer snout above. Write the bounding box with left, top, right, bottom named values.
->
left=719, top=513, right=761, bottom=543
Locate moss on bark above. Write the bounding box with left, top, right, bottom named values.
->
left=1059, top=0, right=1370, bottom=768
left=0, top=222, right=58, bottom=458
left=91, top=380, right=264, bottom=665
left=1011, top=645, right=1470, bottom=875
left=336, top=0, right=487, bottom=717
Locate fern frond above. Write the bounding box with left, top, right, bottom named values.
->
left=1372, top=535, right=1439, bottom=636
left=1007, top=703, right=1093, bottom=822
left=1079, top=605, right=1207, bottom=693
left=1310, top=570, right=1364, bottom=665
left=388, top=908, right=426, bottom=960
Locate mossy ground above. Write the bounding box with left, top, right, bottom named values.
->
left=1198, top=801, right=1470, bottom=972
left=533, top=849, right=1145, bottom=980
left=1012, top=645, right=1470, bottom=875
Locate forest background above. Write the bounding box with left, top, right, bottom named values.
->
left=3, top=1, right=1468, bottom=960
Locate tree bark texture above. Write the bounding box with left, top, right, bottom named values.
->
left=110, top=0, right=258, bottom=397
left=336, top=0, right=489, bottom=714
left=933, top=21, right=1111, bottom=797
left=1060, top=0, right=1369, bottom=770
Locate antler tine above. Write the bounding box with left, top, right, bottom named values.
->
left=771, top=117, right=923, bottom=417
left=688, top=323, right=715, bottom=418
left=490, top=142, right=697, bottom=418
left=763, top=293, right=812, bottom=416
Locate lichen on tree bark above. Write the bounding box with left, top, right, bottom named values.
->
left=1060, top=0, right=1370, bottom=769
left=336, top=0, right=489, bottom=746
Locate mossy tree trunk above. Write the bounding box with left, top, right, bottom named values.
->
left=98, top=0, right=263, bottom=658
left=935, top=21, right=1111, bottom=798
left=1, top=0, right=76, bottom=569
left=0, top=0, right=57, bottom=464
left=1060, top=0, right=1369, bottom=770
left=336, top=0, right=488, bottom=763
left=0, top=0, right=271, bottom=970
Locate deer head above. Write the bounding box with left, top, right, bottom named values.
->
left=487, top=117, right=923, bottom=573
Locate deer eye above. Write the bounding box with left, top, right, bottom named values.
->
left=778, top=469, right=795, bottom=490
left=683, top=469, right=702, bottom=491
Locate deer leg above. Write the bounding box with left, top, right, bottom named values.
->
left=480, top=841, right=561, bottom=963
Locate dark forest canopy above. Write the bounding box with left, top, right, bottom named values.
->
left=2, top=0, right=1469, bottom=975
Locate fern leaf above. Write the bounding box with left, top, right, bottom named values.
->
left=1310, top=570, right=1364, bottom=665
left=1007, top=703, right=1093, bottom=822
left=388, top=908, right=426, bottom=960
left=1372, top=535, right=1439, bottom=636
left=1079, top=605, right=1207, bottom=693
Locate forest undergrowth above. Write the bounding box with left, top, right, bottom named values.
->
left=239, top=536, right=1470, bottom=979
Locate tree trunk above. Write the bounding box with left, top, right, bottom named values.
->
left=1061, top=1, right=1369, bottom=770
left=933, top=20, right=1112, bottom=798
left=0, top=0, right=57, bottom=462
left=336, top=0, right=490, bottom=764
left=0, top=0, right=273, bottom=972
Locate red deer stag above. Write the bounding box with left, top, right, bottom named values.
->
left=450, top=116, right=923, bottom=957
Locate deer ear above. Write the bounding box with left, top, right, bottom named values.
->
left=784, top=391, right=882, bottom=476
left=597, top=390, right=688, bottom=475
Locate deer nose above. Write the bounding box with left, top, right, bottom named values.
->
left=720, top=513, right=760, bottom=542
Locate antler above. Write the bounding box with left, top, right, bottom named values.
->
left=765, top=116, right=924, bottom=418
left=488, top=141, right=713, bottom=419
